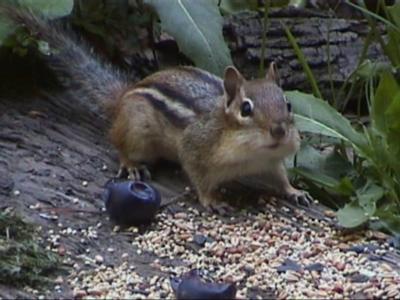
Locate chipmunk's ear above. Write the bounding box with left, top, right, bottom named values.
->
left=265, top=62, right=280, bottom=85
left=223, top=66, right=244, bottom=107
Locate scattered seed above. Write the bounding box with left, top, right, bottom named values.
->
left=73, top=290, right=87, bottom=298
left=324, top=210, right=336, bottom=218
left=62, top=200, right=400, bottom=299
left=82, top=181, right=88, bottom=187
left=95, top=255, right=104, bottom=264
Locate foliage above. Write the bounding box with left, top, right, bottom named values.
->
left=286, top=1, right=400, bottom=234
left=0, top=0, right=73, bottom=46
left=144, top=0, right=232, bottom=76
left=0, top=210, right=60, bottom=287
left=283, top=25, right=322, bottom=99
left=218, top=0, right=258, bottom=15
left=288, top=76, right=400, bottom=233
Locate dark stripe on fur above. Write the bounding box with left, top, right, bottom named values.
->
left=135, top=92, right=191, bottom=128
left=178, top=67, right=224, bottom=95
left=137, top=81, right=201, bottom=113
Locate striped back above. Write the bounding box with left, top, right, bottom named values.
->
left=132, top=67, right=224, bottom=128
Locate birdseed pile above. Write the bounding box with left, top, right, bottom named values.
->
left=43, top=199, right=400, bottom=299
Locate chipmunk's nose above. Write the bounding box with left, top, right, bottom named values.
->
left=270, top=122, right=287, bottom=140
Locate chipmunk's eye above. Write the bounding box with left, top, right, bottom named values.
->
left=286, top=102, right=292, bottom=113
left=241, top=99, right=253, bottom=117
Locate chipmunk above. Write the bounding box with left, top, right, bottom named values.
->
left=2, top=5, right=310, bottom=211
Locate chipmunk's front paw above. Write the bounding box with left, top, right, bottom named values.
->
left=285, top=187, right=312, bottom=207
left=116, top=164, right=151, bottom=181
left=199, top=194, right=234, bottom=216
left=208, top=202, right=235, bottom=216
left=128, top=166, right=151, bottom=181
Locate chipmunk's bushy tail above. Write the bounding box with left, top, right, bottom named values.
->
left=0, top=4, right=127, bottom=113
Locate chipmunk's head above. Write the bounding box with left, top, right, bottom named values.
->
left=222, top=62, right=300, bottom=159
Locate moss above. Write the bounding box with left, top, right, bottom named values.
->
left=0, top=209, right=60, bottom=287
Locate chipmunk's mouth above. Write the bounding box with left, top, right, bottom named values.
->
left=267, top=142, right=280, bottom=149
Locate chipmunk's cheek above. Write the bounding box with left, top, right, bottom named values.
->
left=284, top=128, right=300, bottom=153
left=269, top=128, right=299, bottom=158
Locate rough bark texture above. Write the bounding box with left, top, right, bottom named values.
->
left=227, top=9, right=384, bottom=86
left=228, top=8, right=386, bottom=99
left=156, top=7, right=386, bottom=100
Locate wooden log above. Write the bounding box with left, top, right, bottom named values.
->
left=155, top=7, right=386, bottom=101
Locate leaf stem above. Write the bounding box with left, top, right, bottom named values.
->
left=259, top=0, right=270, bottom=77
left=326, top=10, right=337, bottom=108
left=283, top=23, right=322, bottom=99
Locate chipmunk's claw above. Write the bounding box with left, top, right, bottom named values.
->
left=286, top=189, right=312, bottom=207
left=208, top=202, right=235, bottom=216
left=117, top=164, right=151, bottom=181
left=116, top=165, right=128, bottom=178
left=141, top=166, right=152, bottom=181
left=127, top=165, right=152, bottom=181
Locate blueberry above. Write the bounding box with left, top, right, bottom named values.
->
left=104, top=180, right=161, bottom=225
left=171, top=270, right=236, bottom=300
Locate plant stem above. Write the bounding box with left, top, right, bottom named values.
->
left=326, top=10, right=337, bottom=108
left=339, top=29, right=374, bottom=112
left=283, top=23, right=322, bottom=99
left=259, top=0, right=271, bottom=77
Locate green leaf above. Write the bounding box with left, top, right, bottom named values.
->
left=372, top=71, right=400, bottom=135
left=356, top=183, right=384, bottom=215
left=291, top=144, right=325, bottom=171
left=376, top=203, right=400, bottom=234
left=218, top=0, right=258, bottom=14
left=0, top=0, right=74, bottom=46
left=355, top=59, right=392, bottom=80
left=286, top=91, right=367, bottom=150
left=385, top=93, right=400, bottom=159
left=337, top=202, right=369, bottom=228
left=145, top=0, right=232, bottom=76
left=288, top=0, right=306, bottom=8
left=294, top=168, right=340, bottom=190
left=294, top=168, right=354, bottom=196
left=293, top=143, right=351, bottom=175
left=386, top=93, right=400, bottom=133
left=383, top=3, right=400, bottom=67
left=335, top=177, right=355, bottom=196
left=0, top=16, right=14, bottom=46
left=387, top=2, right=400, bottom=28
left=385, top=29, right=400, bottom=67
left=345, top=0, right=400, bottom=34
left=18, top=0, right=74, bottom=19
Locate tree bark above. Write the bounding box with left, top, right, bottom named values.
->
left=156, top=7, right=386, bottom=101
left=226, top=8, right=385, bottom=99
